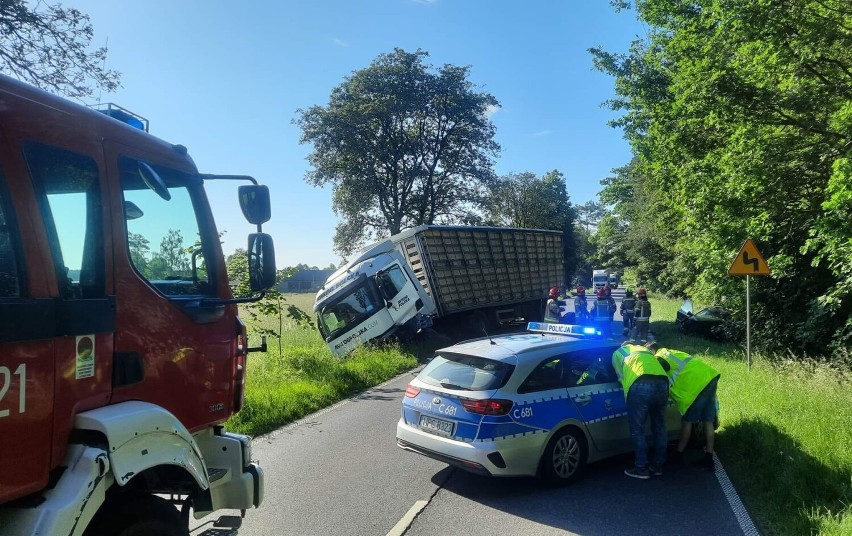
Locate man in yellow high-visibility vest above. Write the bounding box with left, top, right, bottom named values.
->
left=646, top=342, right=720, bottom=471
left=612, top=342, right=670, bottom=479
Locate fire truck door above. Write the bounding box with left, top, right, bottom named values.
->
left=22, top=141, right=116, bottom=469
left=0, top=141, right=57, bottom=503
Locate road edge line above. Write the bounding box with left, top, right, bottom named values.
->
left=714, top=453, right=761, bottom=535
left=386, top=500, right=429, bottom=536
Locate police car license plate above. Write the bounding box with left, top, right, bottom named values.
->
left=419, top=415, right=454, bottom=437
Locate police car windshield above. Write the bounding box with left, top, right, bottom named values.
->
left=420, top=352, right=514, bottom=392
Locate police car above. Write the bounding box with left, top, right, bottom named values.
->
left=396, top=322, right=681, bottom=484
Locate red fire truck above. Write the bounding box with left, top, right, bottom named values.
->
left=0, top=74, right=276, bottom=535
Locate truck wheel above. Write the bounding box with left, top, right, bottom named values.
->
left=85, top=494, right=188, bottom=536
left=540, top=427, right=587, bottom=485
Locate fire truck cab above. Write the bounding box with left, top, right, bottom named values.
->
left=0, top=74, right=275, bottom=535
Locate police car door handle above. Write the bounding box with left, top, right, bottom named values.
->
left=574, top=394, right=592, bottom=405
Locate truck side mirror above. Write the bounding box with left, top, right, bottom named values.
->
left=247, top=233, right=276, bottom=292
left=239, top=185, right=271, bottom=225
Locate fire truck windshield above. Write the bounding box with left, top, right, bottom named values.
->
left=120, top=157, right=216, bottom=297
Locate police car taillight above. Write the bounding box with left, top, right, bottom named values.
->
left=462, top=399, right=513, bottom=415
left=405, top=384, right=421, bottom=398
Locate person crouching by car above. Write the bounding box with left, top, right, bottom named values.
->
left=646, top=342, right=720, bottom=471
left=612, top=342, right=670, bottom=479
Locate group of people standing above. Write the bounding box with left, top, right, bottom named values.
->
left=547, top=284, right=652, bottom=343
left=612, top=341, right=720, bottom=479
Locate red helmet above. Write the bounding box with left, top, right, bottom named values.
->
left=638, top=288, right=647, bottom=297
left=597, top=288, right=605, bottom=298
left=577, top=285, right=585, bottom=295
left=549, top=287, right=559, bottom=298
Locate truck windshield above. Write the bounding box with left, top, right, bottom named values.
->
left=318, top=281, right=381, bottom=339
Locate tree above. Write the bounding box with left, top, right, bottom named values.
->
left=484, top=170, right=577, bottom=284
left=592, top=0, right=852, bottom=356
left=127, top=232, right=150, bottom=273
left=157, top=229, right=190, bottom=274
left=575, top=200, right=607, bottom=233
left=0, top=0, right=120, bottom=98
left=296, top=48, right=500, bottom=257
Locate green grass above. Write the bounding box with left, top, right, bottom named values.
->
left=225, top=293, right=418, bottom=437
left=650, top=297, right=852, bottom=536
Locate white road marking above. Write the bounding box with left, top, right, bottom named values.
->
left=714, top=453, right=760, bottom=535
left=386, top=500, right=429, bottom=536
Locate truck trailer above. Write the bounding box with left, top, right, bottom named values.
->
left=0, top=74, right=277, bottom=535
left=314, top=225, right=564, bottom=356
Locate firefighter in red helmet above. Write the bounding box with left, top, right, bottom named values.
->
left=544, top=287, right=561, bottom=322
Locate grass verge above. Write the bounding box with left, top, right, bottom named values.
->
left=225, top=293, right=418, bottom=438
left=650, top=297, right=852, bottom=536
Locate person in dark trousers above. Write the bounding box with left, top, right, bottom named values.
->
left=612, top=342, right=670, bottom=479
left=592, top=288, right=612, bottom=337
left=632, top=288, right=652, bottom=342
left=604, top=284, right=616, bottom=322
left=647, top=342, right=720, bottom=471
left=574, top=285, right=589, bottom=323
left=621, top=288, right=636, bottom=336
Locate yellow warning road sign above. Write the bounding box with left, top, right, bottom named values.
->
left=728, top=239, right=771, bottom=276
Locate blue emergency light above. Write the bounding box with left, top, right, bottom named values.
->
left=95, top=103, right=149, bottom=132
left=527, top=322, right=601, bottom=337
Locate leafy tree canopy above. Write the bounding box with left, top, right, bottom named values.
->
left=296, top=48, right=500, bottom=257
left=484, top=170, right=578, bottom=282
left=0, top=0, right=120, bottom=98
left=592, top=0, right=852, bottom=356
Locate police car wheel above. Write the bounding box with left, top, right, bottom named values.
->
left=540, top=427, right=587, bottom=485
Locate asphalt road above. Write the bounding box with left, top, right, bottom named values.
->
left=191, top=359, right=753, bottom=535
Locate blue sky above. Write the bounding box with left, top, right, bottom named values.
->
left=65, top=0, right=646, bottom=269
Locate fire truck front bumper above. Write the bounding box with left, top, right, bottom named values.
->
left=195, top=430, right=264, bottom=517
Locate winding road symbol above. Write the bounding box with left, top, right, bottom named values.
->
left=728, top=239, right=771, bottom=276
left=741, top=251, right=759, bottom=272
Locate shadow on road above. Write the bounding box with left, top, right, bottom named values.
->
left=425, top=452, right=732, bottom=536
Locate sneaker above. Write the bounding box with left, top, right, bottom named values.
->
left=624, top=467, right=650, bottom=480
left=650, top=465, right=663, bottom=476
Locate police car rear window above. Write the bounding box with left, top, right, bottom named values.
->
left=419, top=353, right=514, bottom=391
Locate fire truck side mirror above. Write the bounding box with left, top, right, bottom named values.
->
left=239, top=185, right=271, bottom=225
left=138, top=161, right=171, bottom=201
left=248, top=232, right=276, bottom=292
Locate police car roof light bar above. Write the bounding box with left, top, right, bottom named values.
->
left=526, top=322, right=599, bottom=337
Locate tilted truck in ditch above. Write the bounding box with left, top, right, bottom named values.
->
left=314, top=225, right=564, bottom=356
left=0, top=74, right=277, bottom=535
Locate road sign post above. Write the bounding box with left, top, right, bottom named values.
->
left=728, top=239, right=771, bottom=369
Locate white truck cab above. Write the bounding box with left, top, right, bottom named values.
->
left=315, top=244, right=435, bottom=357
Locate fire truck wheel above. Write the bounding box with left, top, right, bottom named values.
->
left=85, top=494, right=188, bottom=536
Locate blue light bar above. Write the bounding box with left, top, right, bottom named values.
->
left=94, top=103, right=149, bottom=132
left=527, top=322, right=598, bottom=336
